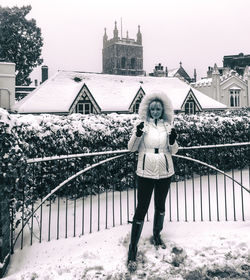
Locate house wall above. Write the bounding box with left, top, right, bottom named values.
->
left=0, top=62, right=15, bottom=110
left=193, top=74, right=249, bottom=108
left=221, top=77, right=248, bottom=107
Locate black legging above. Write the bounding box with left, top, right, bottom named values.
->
left=133, top=176, right=172, bottom=221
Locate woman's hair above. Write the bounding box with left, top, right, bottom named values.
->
left=138, top=90, right=174, bottom=124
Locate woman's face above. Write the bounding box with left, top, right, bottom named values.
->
left=149, top=101, right=163, bottom=120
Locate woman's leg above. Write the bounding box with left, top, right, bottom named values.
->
left=154, top=176, right=171, bottom=213
left=133, top=176, right=155, bottom=221
left=128, top=176, right=154, bottom=267
left=152, top=176, right=172, bottom=247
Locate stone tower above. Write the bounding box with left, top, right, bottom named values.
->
left=102, top=22, right=144, bottom=76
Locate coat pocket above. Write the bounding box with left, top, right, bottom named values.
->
left=142, top=154, right=146, bottom=170
left=164, top=155, right=169, bottom=172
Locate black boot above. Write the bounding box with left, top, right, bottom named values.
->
left=127, top=219, right=144, bottom=271
left=151, top=210, right=166, bottom=249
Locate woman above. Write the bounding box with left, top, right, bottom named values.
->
left=127, top=90, right=178, bottom=269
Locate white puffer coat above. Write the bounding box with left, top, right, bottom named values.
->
left=128, top=91, right=178, bottom=179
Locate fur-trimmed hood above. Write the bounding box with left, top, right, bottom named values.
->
left=138, top=90, right=174, bottom=124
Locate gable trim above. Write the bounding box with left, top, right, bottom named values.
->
left=128, top=86, right=146, bottom=112
left=181, top=88, right=202, bottom=111
left=69, top=84, right=101, bottom=114
left=221, top=81, right=245, bottom=91
left=220, top=75, right=247, bottom=87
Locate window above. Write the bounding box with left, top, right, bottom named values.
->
left=230, top=89, right=240, bottom=107
left=77, top=103, right=83, bottom=114
left=131, top=58, right=136, bottom=69
left=134, top=100, right=140, bottom=113
left=133, top=92, right=144, bottom=113
left=121, top=57, right=126, bottom=69
left=84, top=103, right=90, bottom=114
left=185, top=100, right=195, bottom=114
left=76, top=102, right=92, bottom=114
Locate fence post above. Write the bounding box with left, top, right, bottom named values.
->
left=0, top=189, right=10, bottom=278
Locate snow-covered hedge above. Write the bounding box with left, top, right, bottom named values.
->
left=0, top=109, right=249, bottom=195
left=0, top=108, right=249, bottom=228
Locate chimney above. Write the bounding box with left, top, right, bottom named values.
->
left=34, top=79, right=38, bottom=87
left=41, top=65, right=48, bottom=83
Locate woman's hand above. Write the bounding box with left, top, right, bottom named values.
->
left=169, top=128, right=177, bottom=145
left=136, top=122, right=144, bottom=137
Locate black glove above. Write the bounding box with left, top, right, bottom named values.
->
left=136, top=122, right=144, bottom=137
left=169, top=128, right=177, bottom=145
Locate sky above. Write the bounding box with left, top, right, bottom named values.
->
left=1, top=0, right=250, bottom=84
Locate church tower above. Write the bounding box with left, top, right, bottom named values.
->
left=102, top=22, right=144, bottom=76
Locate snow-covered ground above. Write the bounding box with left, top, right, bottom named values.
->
left=3, top=170, right=250, bottom=280
left=4, top=221, right=250, bottom=280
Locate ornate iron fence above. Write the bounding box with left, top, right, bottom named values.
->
left=11, top=142, right=250, bottom=253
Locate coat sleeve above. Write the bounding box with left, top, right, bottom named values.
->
left=128, top=131, right=143, bottom=152
left=169, top=141, right=178, bottom=155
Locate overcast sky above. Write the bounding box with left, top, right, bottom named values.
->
left=2, top=0, right=250, bottom=83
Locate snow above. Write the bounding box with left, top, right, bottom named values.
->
left=11, top=72, right=226, bottom=114
left=4, top=222, right=250, bottom=279
left=3, top=171, right=250, bottom=280
left=167, top=68, right=179, bottom=77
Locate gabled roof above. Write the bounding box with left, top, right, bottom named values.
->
left=181, top=89, right=202, bottom=111
left=12, top=71, right=226, bottom=114
left=167, top=68, right=179, bottom=77
left=167, top=66, right=192, bottom=83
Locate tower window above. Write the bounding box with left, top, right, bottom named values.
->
left=121, top=57, right=126, bottom=69
left=131, top=58, right=136, bottom=69
left=229, top=89, right=240, bottom=107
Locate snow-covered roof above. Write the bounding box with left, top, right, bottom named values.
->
left=193, top=68, right=248, bottom=88
left=12, top=71, right=226, bottom=114
left=190, top=86, right=227, bottom=109
left=167, top=68, right=179, bottom=77
left=192, top=77, right=212, bottom=87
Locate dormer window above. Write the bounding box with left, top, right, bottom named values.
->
left=132, top=91, right=144, bottom=113
left=75, top=92, right=93, bottom=114
left=185, top=100, right=195, bottom=114
left=229, top=89, right=240, bottom=107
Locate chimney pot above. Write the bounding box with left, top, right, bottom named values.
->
left=41, top=65, right=48, bottom=83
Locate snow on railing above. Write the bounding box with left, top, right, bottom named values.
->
left=26, top=142, right=250, bottom=164
left=11, top=142, right=250, bottom=252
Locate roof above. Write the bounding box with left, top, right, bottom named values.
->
left=167, top=68, right=179, bottom=77
left=12, top=71, right=226, bottom=114
left=193, top=69, right=248, bottom=88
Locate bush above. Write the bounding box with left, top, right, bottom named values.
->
left=0, top=108, right=249, bottom=227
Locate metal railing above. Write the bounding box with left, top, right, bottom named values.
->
left=11, top=142, right=250, bottom=252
